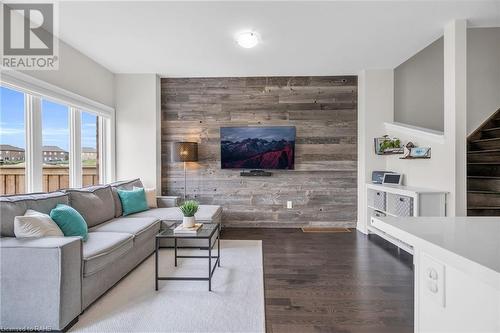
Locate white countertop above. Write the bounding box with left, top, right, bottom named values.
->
left=372, top=216, right=500, bottom=332
left=371, top=216, right=500, bottom=275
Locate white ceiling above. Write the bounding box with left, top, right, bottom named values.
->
left=58, top=1, right=500, bottom=77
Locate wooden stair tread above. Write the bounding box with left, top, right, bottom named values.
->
left=467, top=162, right=500, bottom=165
left=468, top=176, right=500, bottom=179
left=467, top=109, right=500, bottom=215
left=482, top=127, right=500, bottom=132
left=468, top=206, right=500, bottom=210
left=468, top=149, right=500, bottom=154
left=471, top=137, right=500, bottom=143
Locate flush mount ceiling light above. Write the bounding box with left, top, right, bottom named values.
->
left=236, top=31, right=259, bottom=48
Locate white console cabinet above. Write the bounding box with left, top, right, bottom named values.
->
left=366, top=183, right=447, bottom=254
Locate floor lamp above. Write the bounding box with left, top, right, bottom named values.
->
left=170, top=142, right=198, bottom=201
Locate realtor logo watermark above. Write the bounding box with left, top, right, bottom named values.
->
left=2, top=2, right=59, bottom=70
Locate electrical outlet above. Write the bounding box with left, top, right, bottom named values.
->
left=287, top=201, right=293, bottom=209
left=421, top=253, right=446, bottom=308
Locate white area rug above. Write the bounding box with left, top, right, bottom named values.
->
left=71, top=240, right=265, bottom=333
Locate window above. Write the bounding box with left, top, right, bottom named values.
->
left=0, top=79, right=114, bottom=194
left=0, top=86, right=26, bottom=194
left=42, top=99, right=70, bottom=191
left=81, top=111, right=99, bottom=186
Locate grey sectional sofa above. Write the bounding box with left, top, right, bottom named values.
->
left=0, top=179, right=222, bottom=331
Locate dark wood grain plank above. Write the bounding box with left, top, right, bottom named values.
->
left=222, top=228, right=414, bottom=333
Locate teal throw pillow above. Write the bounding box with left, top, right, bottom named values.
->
left=117, top=188, right=149, bottom=216
left=50, top=204, right=88, bottom=241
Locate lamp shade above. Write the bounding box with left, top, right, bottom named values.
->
left=169, top=142, right=198, bottom=162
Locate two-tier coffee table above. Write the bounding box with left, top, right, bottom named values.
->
left=155, top=223, right=220, bottom=291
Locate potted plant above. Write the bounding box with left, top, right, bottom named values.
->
left=374, top=135, right=403, bottom=155
left=179, top=200, right=199, bottom=228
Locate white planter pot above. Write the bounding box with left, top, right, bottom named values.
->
left=183, top=216, right=195, bottom=228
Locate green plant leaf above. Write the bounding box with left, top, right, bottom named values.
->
left=179, top=200, right=199, bottom=217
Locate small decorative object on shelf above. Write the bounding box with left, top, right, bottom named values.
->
left=410, top=147, right=431, bottom=158
left=374, top=135, right=403, bottom=155
left=372, top=170, right=396, bottom=184
left=179, top=200, right=199, bottom=228
left=402, top=142, right=415, bottom=159
left=382, top=172, right=403, bottom=185
left=400, top=144, right=431, bottom=159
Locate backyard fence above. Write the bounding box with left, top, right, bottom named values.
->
left=0, top=166, right=99, bottom=195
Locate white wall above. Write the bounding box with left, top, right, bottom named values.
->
left=443, top=20, right=467, bottom=216
left=115, top=74, right=161, bottom=190
left=21, top=40, right=115, bottom=108
left=358, top=20, right=468, bottom=227
left=385, top=129, right=453, bottom=212
left=467, top=27, right=500, bottom=134
left=384, top=20, right=467, bottom=217
left=357, top=70, right=394, bottom=233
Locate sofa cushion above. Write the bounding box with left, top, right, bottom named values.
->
left=134, top=187, right=157, bottom=208
left=0, top=192, right=69, bottom=237
left=90, top=217, right=160, bottom=243
left=117, top=188, right=149, bottom=216
left=83, top=232, right=134, bottom=277
left=14, top=209, right=64, bottom=238
left=65, top=185, right=115, bottom=228
left=128, top=205, right=222, bottom=223
left=109, top=179, right=144, bottom=217
left=50, top=204, right=89, bottom=241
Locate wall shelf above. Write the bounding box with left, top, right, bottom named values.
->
left=399, top=156, right=431, bottom=160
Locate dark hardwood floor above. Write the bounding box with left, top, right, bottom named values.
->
left=222, top=228, right=414, bottom=333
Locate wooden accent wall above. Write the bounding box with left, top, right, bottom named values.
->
left=161, top=76, right=357, bottom=228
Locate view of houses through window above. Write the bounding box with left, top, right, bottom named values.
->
left=0, top=87, right=26, bottom=194
left=42, top=99, right=71, bottom=192
left=0, top=86, right=103, bottom=194
left=82, top=112, right=99, bottom=186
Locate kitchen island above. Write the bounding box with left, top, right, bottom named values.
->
left=371, top=216, right=500, bottom=333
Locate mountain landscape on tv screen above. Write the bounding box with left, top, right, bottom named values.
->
left=220, top=127, right=295, bottom=169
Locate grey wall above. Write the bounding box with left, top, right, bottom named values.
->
left=161, top=76, right=357, bottom=228
left=394, top=28, right=500, bottom=134
left=467, top=27, right=500, bottom=134
left=394, top=37, right=444, bottom=131
left=5, top=8, right=115, bottom=107
left=21, top=41, right=115, bottom=107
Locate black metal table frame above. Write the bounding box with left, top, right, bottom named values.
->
left=155, top=224, right=220, bottom=291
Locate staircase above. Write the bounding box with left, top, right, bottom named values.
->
left=467, top=108, right=500, bottom=216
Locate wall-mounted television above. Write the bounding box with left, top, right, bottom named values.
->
left=220, top=126, right=296, bottom=170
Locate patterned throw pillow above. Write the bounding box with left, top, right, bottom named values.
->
left=50, top=204, right=89, bottom=241
left=14, top=209, right=64, bottom=238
